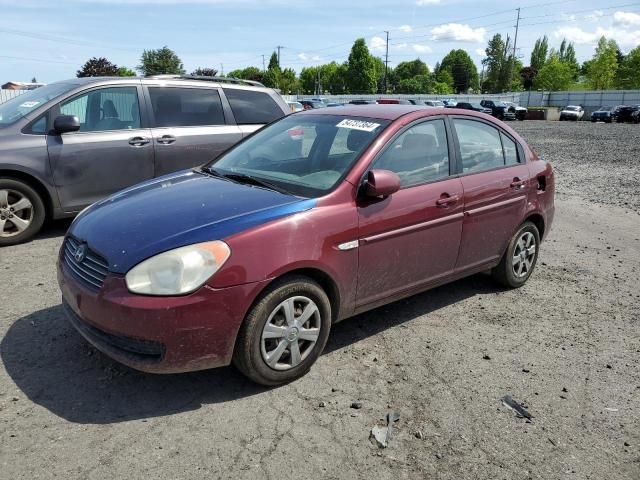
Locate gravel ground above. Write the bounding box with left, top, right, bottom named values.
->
left=1, top=121, right=639, bottom=479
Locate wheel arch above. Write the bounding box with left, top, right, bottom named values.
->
left=524, top=212, right=545, bottom=239
left=0, top=169, right=54, bottom=219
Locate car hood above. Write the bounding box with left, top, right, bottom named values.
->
left=561, top=110, right=579, bottom=114
left=68, top=170, right=316, bottom=274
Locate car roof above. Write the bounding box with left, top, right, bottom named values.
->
left=296, top=104, right=497, bottom=121
left=46, top=76, right=271, bottom=90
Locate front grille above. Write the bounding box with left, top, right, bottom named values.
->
left=63, top=237, right=109, bottom=291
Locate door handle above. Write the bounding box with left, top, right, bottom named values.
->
left=510, top=178, right=526, bottom=189
left=128, top=136, right=150, bottom=146
left=157, top=135, right=176, bottom=145
left=436, top=194, right=460, bottom=208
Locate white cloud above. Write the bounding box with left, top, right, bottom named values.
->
left=585, top=10, right=603, bottom=22
left=399, top=24, right=412, bottom=33
left=297, top=53, right=308, bottom=60
left=430, top=23, right=485, bottom=43
left=412, top=44, right=432, bottom=53
left=554, top=25, right=640, bottom=50
left=475, top=48, right=485, bottom=57
left=554, top=26, right=598, bottom=44
left=369, top=35, right=387, bottom=52
left=395, top=42, right=409, bottom=49
left=416, top=0, right=440, bottom=5
left=614, top=11, right=640, bottom=27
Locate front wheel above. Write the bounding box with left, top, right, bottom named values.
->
left=492, top=222, right=540, bottom=288
left=233, top=276, right=332, bottom=385
left=0, top=178, right=46, bottom=246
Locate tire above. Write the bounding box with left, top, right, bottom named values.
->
left=491, top=221, right=540, bottom=289
left=233, top=275, right=332, bottom=386
left=0, top=178, right=46, bottom=246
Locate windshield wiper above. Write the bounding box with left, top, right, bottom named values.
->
left=223, top=172, right=292, bottom=195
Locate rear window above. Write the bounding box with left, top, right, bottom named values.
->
left=223, top=88, right=284, bottom=125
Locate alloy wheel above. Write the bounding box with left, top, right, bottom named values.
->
left=0, top=189, right=33, bottom=238
left=260, top=296, right=321, bottom=371
left=512, top=231, right=537, bottom=278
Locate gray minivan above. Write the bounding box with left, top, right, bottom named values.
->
left=0, top=76, right=290, bottom=245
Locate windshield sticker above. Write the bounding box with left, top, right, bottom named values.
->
left=336, top=119, right=380, bottom=132
left=19, top=101, right=40, bottom=108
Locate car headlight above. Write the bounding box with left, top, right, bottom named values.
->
left=125, top=241, right=231, bottom=295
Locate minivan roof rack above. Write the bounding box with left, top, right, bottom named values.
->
left=144, top=74, right=265, bottom=88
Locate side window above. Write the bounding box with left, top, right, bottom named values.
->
left=372, top=119, right=450, bottom=188
left=223, top=89, right=283, bottom=125
left=60, top=87, right=140, bottom=132
left=501, top=132, right=519, bottom=165
left=149, top=87, right=225, bottom=127
left=25, top=113, right=48, bottom=135
left=453, top=119, right=504, bottom=173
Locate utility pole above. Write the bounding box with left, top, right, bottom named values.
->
left=276, top=46, right=284, bottom=66
left=383, top=31, right=389, bottom=94
left=262, top=54, right=266, bottom=72
left=511, top=7, right=521, bottom=84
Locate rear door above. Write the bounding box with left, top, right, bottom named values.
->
left=145, top=86, right=242, bottom=176
left=450, top=117, right=530, bottom=271
left=222, top=87, right=287, bottom=137
left=356, top=118, right=464, bottom=307
left=47, top=84, right=154, bottom=211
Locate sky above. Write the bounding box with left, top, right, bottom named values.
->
left=1, top=0, right=639, bottom=83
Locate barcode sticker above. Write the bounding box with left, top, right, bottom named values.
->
left=336, top=119, right=380, bottom=132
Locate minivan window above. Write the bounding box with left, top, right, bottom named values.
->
left=453, top=119, right=505, bottom=173
left=60, top=86, right=140, bottom=132
left=223, top=88, right=283, bottom=125
left=374, top=119, right=450, bottom=187
left=149, top=87, right=225, bottom=127
left=0, top=82, right=74, bottom=128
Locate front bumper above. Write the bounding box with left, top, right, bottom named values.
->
left=57, top=257, right=270, bottom=373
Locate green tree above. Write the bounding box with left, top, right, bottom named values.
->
left=586, top=36, right=618, bottom=90
left=434, top=69, right=454, bottom=90
left=530, top=36, right=549, bottom=71
left=138, top=46, right=185, bottom=75
left=191, top=67, right=218, bottom=76
left=228, top=67, right=264, bottom=83
left=262, top=68, right=279, bottom=89
left=346, top=38, right=376, bottom=94
left=371, top=56, right=388, bottom=93
left=439, top=49, right=478, bottom=93
left=117, top=66, right=136, bottom=77
left=396, top=74, right=433, bottom=94
left=31, top=76, right=37, bottom=83
left=268, top=52, right=280, bottom=71
left=278, top=67, right=298, bottom=94
left=520, top=66, right=537, bottom=90
left=615, top=46, right=640, bottom=89
left=394, top=59, right=430, bottom=81
left=557, top=39, right=579, bottom=79
left=533, top=54, right=573, bottom=91
left=77, top=57, right=119, bottom=77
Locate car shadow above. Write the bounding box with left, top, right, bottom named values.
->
left=1, top=274, right=501, bottom=424
left=36, top=218, right=73, bottom=240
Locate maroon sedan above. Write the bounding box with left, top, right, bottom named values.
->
left=58, top=105, right=554, bottom=385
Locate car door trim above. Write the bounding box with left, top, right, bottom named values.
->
left=360, top=212, right=464, bottom=245
left=464, top=194, right=526, bottom=217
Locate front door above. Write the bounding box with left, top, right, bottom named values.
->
left=356, top=118, right=464, bottom=307
left=146, top=86, right=243, bottom=176
left=450, top=117, right=531, bottom=271
left=47, top=85, right=154, bottom=211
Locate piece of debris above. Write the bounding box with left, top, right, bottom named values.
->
left=606, top=364, right=613, bottom=369
left=482, top=354, right=491, bottom=360
left=604, top=407, right=619, bottom=412
left=414, top=430, right=424, bottom=440
left=522, top=368, right=530, bottom=373
left=548, top=438, right=557, bottom=447
left=350, top=401, right=363, bottom=410
left=369, top=411, right=401, bottom=448
left=501, top=395, right=533, bottom=420
left=624, top=441, right=630, bottom=447
left=435, top=452, right=443, bottom=459
left=562, top=387, right=568, bottom=393
left=318, top=401, right=327, bottom=408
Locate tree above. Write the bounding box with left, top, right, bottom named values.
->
left=439, top=49, right=478, bottom=93
left=530, top=36, right=549, bottom=71
left=278, top=67, right=299, bottom=94
left=615, top=46, right=640, bottom=89
left=371, top=56, right=388, bottom=93
left=557, top=38, right=579, bottom=79
left=31, top=77, right=37, bottom=83
left=77, top=57, right=119, bottom=77
left=228, top=67, right=264, bottom=83
left=268, top=52, right=280, bottom=71
left=117, top=67, right=136, bottom=77
left=434, top=69, right=454, bottom=91
left=586, top=36, right=618, bottom=90
left=533, top=55, right=573, bottom=91
left=396, top=74, right=433, bottom=94
left=520, top=66, right=537, bottom=90
left=138, top=46, right=185, bottom=76
left=394, top=59, right=430, bottom=81
left=482, top=34, right=513, bottom=93
left=191, top=67, right=218, bottom=76
left=346, top=38, right=377, bottom=94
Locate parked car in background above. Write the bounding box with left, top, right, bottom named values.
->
left=503, top=102, right=528, bottom=121
left=455, top=102, right=492, bottom=114
left=480, top=100, right=516, bottom=121
left=299, top=100, right=326, bottom=110
left=591, top=106, right=619, bottom=123
left=442, top=99, right=457, bottom=107
left=286, top=101, right=304, bottom=112
left=615, top=105, right=638, bottom=123
left=631, top=106, right=640, bottom=124
left=58, top=104, right=555, bottom=385
left=376, top=98, right=412, bottom=105
left=424, top=100, right=445, bottom=108
left=559, top=105, right=584, bottom=121
left=325, top=102, right=344, bottom=107
left=349, top=99, right=376, bottom=105
left=0, top=75, right=290, bottom=245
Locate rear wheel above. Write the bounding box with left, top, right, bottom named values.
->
left=0, top=178, right=46, bottom=246
left=233, top=276, right=332, bottom=385
left=492, top=222, right=540, bottom=288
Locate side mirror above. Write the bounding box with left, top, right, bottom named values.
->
left=363, top=169, right=401, bottom=198
left=53, top=115, right=80, bottom=134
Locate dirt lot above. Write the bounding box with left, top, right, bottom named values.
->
left=1, top=121, right=638, bottom=479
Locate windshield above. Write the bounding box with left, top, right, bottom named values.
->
left=598, top=106, right=612, bottom=112
left=0, top=82, right=75, bottom=127
left=207, top=114, right=390, bottom=197
left=565, top=106, right=580, bottom=111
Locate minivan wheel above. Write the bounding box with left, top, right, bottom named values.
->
left=0, top=179, right=45, bottom=246
left=492, top=221, right=540, bottom=288
left=233, top=276, right=332, bottom=386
